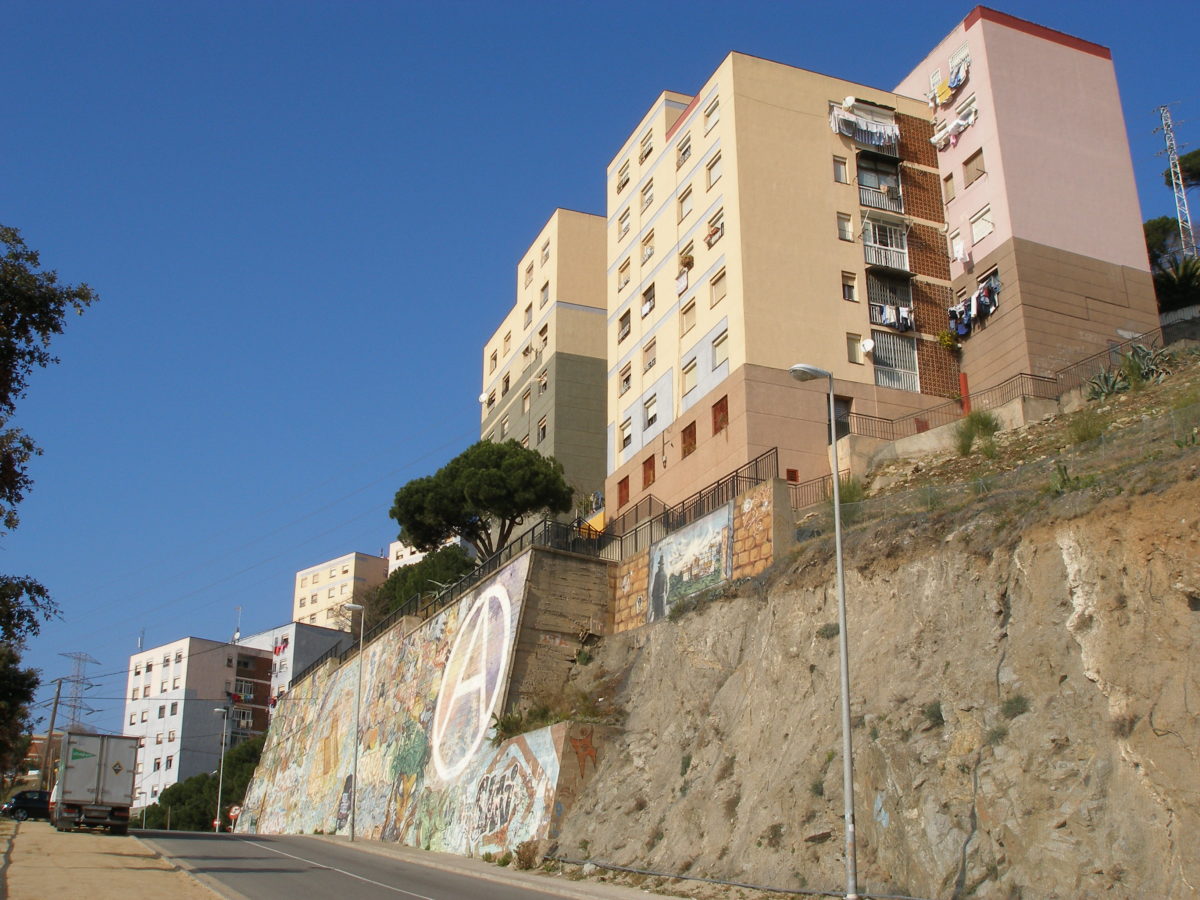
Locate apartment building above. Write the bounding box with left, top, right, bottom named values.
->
left=605, top=54, right=958, bottom=513
left=603, top=11, right=1157, bottom=514
left=292, top=551, right=388, bottom=630
left=896, top=7, right=1157, bottom=389
left=123, top=625, right=346, bottom=804
left=480, top=209, right=608, bottom=514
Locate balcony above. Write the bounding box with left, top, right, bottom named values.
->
left=859, top=184, right=903, bottom=213
left=874, top=367, right=920, bottom=392
left=863, top=242, right=909, bottom=271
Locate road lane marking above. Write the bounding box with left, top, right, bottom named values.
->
left=242, top=839, right=436, bottom=899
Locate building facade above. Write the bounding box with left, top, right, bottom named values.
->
left=480, top=208, right=608, bottom=514
left=292, top=551, right=388, bottom=630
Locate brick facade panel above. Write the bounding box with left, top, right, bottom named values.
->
left=901, top=166, right=944, bottom=224
left=897, top=113, right=938, bottom=168
left=913, top=280, right=954, bottom=335
left=918, top=338, right=962, bottom=399
left=909, top=223, right=951, bottom=281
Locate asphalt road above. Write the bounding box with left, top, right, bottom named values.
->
left=137, top=831, right=638, bottom=900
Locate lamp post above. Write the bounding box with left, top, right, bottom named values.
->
left=212, top=707, right=229, bottom=834
left=343, top=602, right=366, bottom=843
left=137, top=790, right=147, bottom=829
left=790, top=363, right=859, bottom=900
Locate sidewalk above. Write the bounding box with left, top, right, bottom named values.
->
left=0, top=819, right=215, bottom=900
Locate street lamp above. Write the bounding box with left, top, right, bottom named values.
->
left=212, top=707, right=229, bottom=834
left=136, top=790, right=147, bottom=829
left=790, top=363, right=859, bottom=900
left=343, top=602, right=366, bottom=843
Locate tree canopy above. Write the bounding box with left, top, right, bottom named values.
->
left=365, top=545, right=476, bottom=626
left=1163, top=148, right=1200, bottom=192
left=1154, top=257, right=1200, bottom=314
left=0, top=225, right=98, bottom=643
left=0, top=644, right=37, bottom=777
left=1144, top=216, right=1183, bottom=274
left=142, top=732, right=265, bottom=831
left=389, top=440, right=573, bottom=559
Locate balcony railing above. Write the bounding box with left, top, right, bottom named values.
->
left=863, top=243, right=909, bottom=271
left=874, top=366, right=920, bottom=393
left=852, top=124, right=899, bottom=156
left=866, top=276, right=912, bottom=307
left=859, top=184, right=903, bottom=213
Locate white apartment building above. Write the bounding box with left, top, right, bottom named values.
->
left=292, top=551, right=388, bottom=630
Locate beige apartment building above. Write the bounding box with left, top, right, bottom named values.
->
left=292, top=551, right=388, bottom=630
left=603, top=11, right=1158, bottom=516
left=480, top=209, right=607, bottom=513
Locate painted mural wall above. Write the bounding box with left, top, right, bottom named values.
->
left=237, top=553, right=592, bottom=854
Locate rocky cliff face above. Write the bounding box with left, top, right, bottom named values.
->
left=555, top=462, right=1200, bottom=899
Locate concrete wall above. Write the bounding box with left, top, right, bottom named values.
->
left=239, top=549, right=611, bottom=856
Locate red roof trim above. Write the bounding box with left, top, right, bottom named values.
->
left=665, top=94, right=701, bottom=142
left=965, top=6, right=1111, bottom=60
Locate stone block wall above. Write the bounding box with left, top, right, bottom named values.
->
left=612, top=550, right=650, bottom=633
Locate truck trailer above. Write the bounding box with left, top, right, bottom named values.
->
left=50, top=731, right=138, bottom=834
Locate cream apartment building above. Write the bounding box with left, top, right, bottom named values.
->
left=480, top=208, right=607, bottom=512
left=292, top=551, right=388, bottom=631
left=605, top=53, right=958, bottom=514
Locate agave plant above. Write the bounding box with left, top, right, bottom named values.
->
left=1087, top=370, right=1128, bottom=401
left=1121, top=343, right=1173, bottom=385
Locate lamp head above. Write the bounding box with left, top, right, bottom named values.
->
left=344, top=603, right=364, bottom=612
left=789, top=363, right=832, bottom=383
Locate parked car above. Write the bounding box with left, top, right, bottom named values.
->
left=2, top=790, right=51, bottom=821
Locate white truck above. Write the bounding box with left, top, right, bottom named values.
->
left=50, top=731, right=139, bottom=835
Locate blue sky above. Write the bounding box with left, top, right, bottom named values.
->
left=7, top=1, right=1197, bottom=732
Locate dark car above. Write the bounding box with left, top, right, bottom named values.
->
left=2, top=789, right=50, bottom=821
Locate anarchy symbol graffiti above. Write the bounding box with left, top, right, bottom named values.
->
left=431, top=584, right=514, bottom=780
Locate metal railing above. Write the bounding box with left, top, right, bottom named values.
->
left=866, top=276, right=911, bottom=307
left=604, top=494, right=667, bottom=538
left=859, top=184, right=903, bottom=213
left=1054, top=327, right=1163, bottom=394
left=874, top=367, right=920, bottom=393
left=863, top=243, right=909, bottom=270
left=787, top=470, right=849, bottom=511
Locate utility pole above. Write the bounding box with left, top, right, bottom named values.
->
left=38, top=678, right=64, bottom=790
left=57, top=651, right=100, bottom=729
left=1157, top=105, right=1197, bottom=260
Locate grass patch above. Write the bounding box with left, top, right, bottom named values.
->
left=680, top=753, right=692, bottom=778
left=955, top=410, right=1001, bottom=456
left=1000, top=694, right=1030, bottom=719
left=490, top=686, right=610, bottom=745
left=985, top=725, right=1008, bottom=746
left=816, top=622, right=840, bottom=640
left=921, top=701, right=944, bottom=728
left=809, top=779, right=824, bottom=797
left=1068, top=409, right=1106, bottom=444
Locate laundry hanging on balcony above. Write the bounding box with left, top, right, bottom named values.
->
left=829, top=107, right=900, bottom=148
left=947, top=272, right=1001, bottom=338
left=931, top=105, right=979, bottom=150
left=880, top=304, right=915, bottom=332
left=928, top=61, right=970, bottom=108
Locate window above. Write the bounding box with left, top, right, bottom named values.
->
left=943, top=173, right=956, bottom=203
left=681, top=422, right=697, bottom=457
left=639, top=130, right=653, bottom=162
left=643, top=339, right=656, bottom=372
left=857, top=157, right=899, bottom=192
left=129, top=714, right=136, bottom=725
left=540, top=282, right=550, bottom=307
left=970, top=205, right=994, bottom=243
left=165, top=755, right=174, bottom=770
left=712, top=329, right=729, bottom=368
left=500, top=415, right=509, bottom=438
left=711, top=269, right=727, bottom=306
left=644, top=395, right=658, bottom=429
left=847, top=332, right=864, bottom=364
left=841, top=272, right=857, bottom=302
left=172, top=676, right=180, bottom=689
left=704, top=96, right=720, bottom=132
left=682, top=358, right=697, bottom=394
left=501, top=374, right=510, bottom=396
left=140, top=711, right=148, bottom=722
left=537, top=416, right=547, bottom=443
left=949, top=229, right=965, bottom=261
left=963, top=149, right=985, bottom=185
left=641, top=284, right=655, bottom=316
left=142, top=686, right=150, bottom=698
left=618, top=259, right=631, bottom=291
left=712, top=396, right=729, bottom=434
left=326, top=608, right=336, bottom=619
left=157, top=705, right=166, bottom=719
left=311, top=573, right=319, bottom=585
left=175, top=650, right=183, bottom=663
left=928, top=67, right=942, bottom=95
left=705, top=209, right=724, bottom=247
left=833, top=156, right=849, bottom=183
left=618, top=310, right=631, bottom=342
left=486, top=391, right=496, bottom=409
left=538, top=370, right=548, bottom=395
left=641, top=231, right=654, bottom=264
left=618, top=208, right=630, bottom=238
left=162, top=655, right=170, bottom=666
left=131, top=689, right=137, bottom=700
left=153, top=758, right=161, bottom=772
left=170, top=702, right=178, bottom=715
left=134, top=664, right=141, bottom=675
left=620, top=418, right=632, bottom=450
left=155, top=733, right=163, bottom=744
left=299, top=595, right=306, bottom=607
left=309, top=614, right=316, bottom=623
left=837, top=213, right=854, bottom=241
left=160, top=681, right=167, bottom=693
left=617, top=160, right=630, bottom=193
left=521, top=391, right=531, bottom=414
left=145, top=662, right=152, bottom=673
left=619, top=364, right=632, bottom=396
left=524, top=263, right=533, bottom=287
left=502, top=332, right=511, bottom=354
left=871, top=329, right=919, bottom=392
left=677, top=133, right=692, bottom=167
left=524, top=304, right=533, bottom=326
left=706, top=152, right=723, bottom=188
left=539, top=324, right=549, bottom=348
left=617, top=476, right=630, bottom=508
left=678, top=186, right=693, bottom=221
left=540, top=240, right=550, bottom=264
left=681, top=300, right=696, bottom=335
left=640, top=180, right=654, bottom=211
left=949, top=42, right=971, bottom=71
left=642, top=455, right=655, bottom=489
left=327, top=587, right=335, bottom=598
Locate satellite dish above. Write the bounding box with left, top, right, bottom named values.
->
left=842, top=96, right=856, bottom=110
left=860, top=339, right=875, bottom=354
left=478, top=393, right=488, bottom=404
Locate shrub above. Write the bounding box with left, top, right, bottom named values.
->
left=1000, top=694, right=1030, bottom=719
left=1069, top=409, right=1105, bottom=444
left=496, top=851, right=513, bottom=867
left=954, top=410, right=1001, bottom=457
left=514, top=840, right=540, bottom=870
left=816, top=622, right=840, bottom=640
left=985, top=725, right=1008, bottom=746
left=481, top=851, right=495, bottom=863
left=809, top=779, right=824, bottom=797
left=680, top=753, right=692, bottom=777
left=574, top=648, right=593, bottom=666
